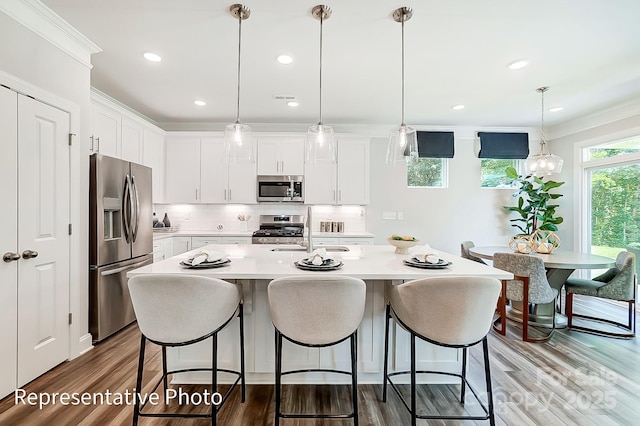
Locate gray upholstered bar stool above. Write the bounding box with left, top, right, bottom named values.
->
left=268, top=275, right=366, bottom=425
left=383, top=276, right=502, bottom=426
left=128, top=274, right=245, bottom=426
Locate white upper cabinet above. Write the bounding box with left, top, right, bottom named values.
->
left=91, top=103, right=120, bottom=157
left=165, top=134, right=257, bottom=204
left=305, top=137, right=370, bottom=205
left=257, top=135, right=305, bottom=176
left=142, top=128, right=165, bottom=203
left=165, top=136, right=201, bottom=203
left=336, top=137, right=370, bottom=205
left=120, top=117, right=143, bottom=163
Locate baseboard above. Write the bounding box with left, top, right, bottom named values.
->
left=78, top=333, right=94, bottom=356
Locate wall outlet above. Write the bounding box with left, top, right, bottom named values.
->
left=397, top=212, right=404, bottom=220
left=382, top=211, right=397, bottom=220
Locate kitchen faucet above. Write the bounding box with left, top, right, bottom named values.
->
left=305, top=205, right=313, bottom=253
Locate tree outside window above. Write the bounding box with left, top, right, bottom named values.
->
left=407, top=158, right=444, bottom=187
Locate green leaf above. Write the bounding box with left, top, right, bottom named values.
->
left=505, top=166, right=518, bottom=179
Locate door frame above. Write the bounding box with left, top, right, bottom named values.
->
left=0, top=70, right=89, bottom=360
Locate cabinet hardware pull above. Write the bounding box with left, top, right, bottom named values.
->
left=96, top=136, right=100, bottom=152
left=224, top=189, right=227, bottom=200
left=21, top=250, right=38, bottom=259
left=3, top=252, right=20, bottom=262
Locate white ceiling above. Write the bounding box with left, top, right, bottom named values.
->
left=42, top=0, right=640, bottom=129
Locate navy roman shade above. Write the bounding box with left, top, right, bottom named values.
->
left=478, top=132, right=529, bottom=159
left=416, top=131, right=454, bottom=158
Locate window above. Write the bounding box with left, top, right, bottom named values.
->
left=407, top=131, right=453, bottom=188
left=581, top=136, right=640, bottom=276
left=481, top=159, right=520, bottom=188
left=477, top=132, right=529, bottom=188
left=408, top=158, right=446, bottom=187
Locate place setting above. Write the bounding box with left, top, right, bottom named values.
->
left=180, top=250, right=231, bottom=269
left=294, top=248, right=343, bottom=271
left=402, top=244, right=452, bottom=269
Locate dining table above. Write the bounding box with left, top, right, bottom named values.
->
left=468, top=245, right=616, bottom=328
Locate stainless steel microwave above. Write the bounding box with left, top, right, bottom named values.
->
left=257, top=175, right=304, bottom=202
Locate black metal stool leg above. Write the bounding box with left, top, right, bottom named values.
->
left=239, top=303, right=246, bottom=402
left=274, top=331, right=282, bottom=426
left=132, top=335, right=146, bottom=426
left=461, top=347, right=467, bottom=403
left=410, top=332, right=417, bottom=426
left=483, top=337, right=496, bottom=426
left=382, top=303, right=391, bottom=402
left=211, top=333, right=217, bottom=426
left=162, top=346, right=168, bottom=405
left=351, top=332, right=359, bottom=426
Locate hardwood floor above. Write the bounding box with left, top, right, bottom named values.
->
left=1, top=296, right=638, bottom=425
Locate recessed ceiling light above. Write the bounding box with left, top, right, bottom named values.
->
left=507, top=59, right=528, bottom=70
left=143, top=52, right=162, bottom=62
left=549, top=106, right=564, bottom=112
left=277, top=55, right=293, bottom=64
left=452, top=104, right=465, bottom=110
left=287, top=101, right=299, bottom=107
left=194, top=100, right=206, bottom=106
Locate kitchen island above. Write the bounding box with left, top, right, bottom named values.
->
left=128, top=244, right=512, bottom=384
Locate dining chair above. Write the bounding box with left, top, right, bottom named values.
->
left=565, top=251, right=636, bottom=338
left=268, top=275, right=366, bottom=425
left=492, top=252, right=559, bottom=342
left=128, top=274, right=245, bottom=426
left=461, top=241, right=487, bottom=264
left=382, top=276, right=502, bottom=426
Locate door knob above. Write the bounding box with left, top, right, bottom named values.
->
left=3, top=252, right=20, bottom=262
left=22, top=250, right=39, bottom=259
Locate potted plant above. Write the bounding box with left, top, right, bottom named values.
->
left=503, top=167, right=565, bottom=252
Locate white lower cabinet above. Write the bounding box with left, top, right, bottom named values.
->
left=314, top=237, right=373, bottom=246
left=171, top=237, right=192, bottom=256
left=191, top=236, right=223, bottom=249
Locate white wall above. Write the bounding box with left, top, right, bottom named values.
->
left=367, top=128, right=540, bottom=255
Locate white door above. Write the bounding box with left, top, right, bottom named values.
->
left=17, top=95, right=70, bottom=387
left=0, top=86, right=18, bottom=399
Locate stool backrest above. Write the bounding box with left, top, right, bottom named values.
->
left=461, top=241, right=487, bottom=264
left=128, top=274, right=241, bottom=344
left=268, top=275, right=366, bottom=345
left=493, top=252, right=556, bottom=303
left=388, top=276, right=501, bottom=346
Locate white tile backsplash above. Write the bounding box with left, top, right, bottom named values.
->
left=153, top=204, right=367, bottom=233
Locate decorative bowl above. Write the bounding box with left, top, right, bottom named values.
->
left=387, top=238, right=420, bottom=254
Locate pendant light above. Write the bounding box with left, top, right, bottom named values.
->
left=224, top=4, right=253, bottom=163
left=386, top=6, right=418, bottom=166
left=306, top=5, right=336, bottom=164
left=525, top=86, right=563, bottom=176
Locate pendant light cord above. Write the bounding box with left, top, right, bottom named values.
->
left=235, top=10, right=243, bottom=124
left=318, top=8, right=324, bottom=125
left=401, top=13, right=405, bottom=127
left=540, top=88, right=546, bottom=153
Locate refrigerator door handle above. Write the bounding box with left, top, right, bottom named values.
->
left=123, top=175, right=132, bottom=243
left=100, top=259, right=150, bottom=276
left=131, top=175, right=140, bottom=242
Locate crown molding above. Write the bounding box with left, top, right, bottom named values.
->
left=0, top=0, right=101, bottom=69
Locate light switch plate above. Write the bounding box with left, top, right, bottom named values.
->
left=382, top=211, right=397, bottom=220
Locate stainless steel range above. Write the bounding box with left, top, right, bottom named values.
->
left=252, top=215, right=304, bottom=244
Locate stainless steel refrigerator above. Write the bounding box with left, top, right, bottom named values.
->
left=89, top=154, right=153, bottom=342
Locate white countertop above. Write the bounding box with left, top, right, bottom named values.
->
left=153, top=230, right=375, bottom=240
left=129, top=244, right=512, bottom=280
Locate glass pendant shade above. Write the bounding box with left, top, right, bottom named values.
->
left=386, top=7, right=418, bottom=166
left=526, top=86, right=563, bottom=176
left=224, top=121, right=252, bottom=163
left=306, top=123, right=336, bottom=163
left=386, top=124, right=417, bottom=165
left=525, top=151, right=563, bottom=176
